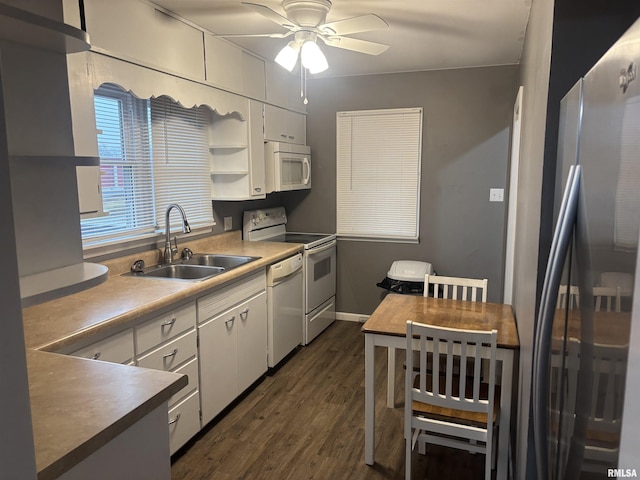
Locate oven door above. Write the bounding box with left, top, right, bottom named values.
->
left=304, top=239, right=336, bottom=312
left=274, top=151, right=311, bottom=191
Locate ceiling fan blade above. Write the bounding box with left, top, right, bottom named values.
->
left=241, top=2, right=296, bottom=30
left=216, top=32, right=292, bottom=39
left=319, top=14, right=388, bottom=36
left=321, top=36, right=389, bottom=56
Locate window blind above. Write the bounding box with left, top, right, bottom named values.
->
left=336, top=108, right=422, bottom=241
left=150, top=97, right=213, bottom=231
left=81, top=84, right=214, bottom=249
left=81, top=84, right=155, bottom=243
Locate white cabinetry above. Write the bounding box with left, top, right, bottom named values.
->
left=264, top=104, right=306, bottom=145
left=83, top=0, right=205, bottom=80
left=135, top=302, right=200, bottom=455
left=204, top=34, right=243, bottom=92
left=209, top=104, right=265, bottom=200
left=265, top=62, right=305, bottom=111
left=70, top=328, right=134, bottom=364
left=198, top=272, right=267, bottom=426
left=242, top=52, right=266, bottom=100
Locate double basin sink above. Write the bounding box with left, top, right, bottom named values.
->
left=128, top=254, right=261, bottom=281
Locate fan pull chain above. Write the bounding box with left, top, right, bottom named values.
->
left=303, top=67, right=308, bottom=105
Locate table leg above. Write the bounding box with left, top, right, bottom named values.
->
left=365, top=333, right=375, bottom=465
left=387, top=347, right=396, bottom=407
left=497, top=351, right=514, bottom=480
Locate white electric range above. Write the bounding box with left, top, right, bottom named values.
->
left=243, top=207, right=336, bottom=345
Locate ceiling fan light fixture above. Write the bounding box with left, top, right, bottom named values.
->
left=301, top=39, right=328, bottom=74
left=275, top=41, right=300, bottom=72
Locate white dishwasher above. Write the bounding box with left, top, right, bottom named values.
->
left=267, top=253, right=304, bottom=368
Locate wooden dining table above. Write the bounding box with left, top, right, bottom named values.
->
left=361, top=293, right=520, bottom=480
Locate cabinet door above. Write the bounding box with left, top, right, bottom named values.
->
left=263, top=104, right=289, bottom=142
left=198, top=311, right=238, bottom=426
left=286, top=111, right=306, bottom=145
left=76, top=166, right=103, bottom=217
left=204, top=34, right=243, bottom=92
left=237, top=291, right=268, bottom=393
left=243, top=52, right=265, bottom=100
left=248, top=100, right=266, bottom=197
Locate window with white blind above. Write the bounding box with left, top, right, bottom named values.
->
left=81, top=84, right=214, bottom=248
left=336, top=107, right=422, bottom=242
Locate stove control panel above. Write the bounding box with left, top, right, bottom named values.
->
left=243, top=206, right=287, bottom=238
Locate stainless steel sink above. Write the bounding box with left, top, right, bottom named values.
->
left=183, top=254, right=261, bottom=270
left=130, top=264, right=225, bottom=281
left=126, top=254, right=260, bottom=281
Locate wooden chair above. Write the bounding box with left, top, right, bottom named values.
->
left=404, top=321, right=499, bottom=480
left=559, top=339, right=627, bottom=473
left=425, top=274, right=488, bottom=302
left=593, top=286, right=621, bottom=312
left=556, top=284, right=580, bottom=310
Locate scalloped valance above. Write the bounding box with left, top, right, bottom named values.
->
left=88, top=51, right=249, bottom=119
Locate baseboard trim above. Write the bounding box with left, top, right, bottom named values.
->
left=336, top=312, right=370, bottom=323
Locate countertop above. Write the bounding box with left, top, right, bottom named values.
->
left=22, top=231, right=303, bottom=478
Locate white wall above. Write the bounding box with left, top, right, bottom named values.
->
left=511, top=0, right=556, bottom=477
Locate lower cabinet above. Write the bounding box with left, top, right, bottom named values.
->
left=198, top=272, right=267, bottom=426
left=63, top=270, right=269, bottom=457
left=135, top=302, right=200, bottom=455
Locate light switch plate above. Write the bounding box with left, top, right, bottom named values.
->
left=224, top=216, right=233, bottom=231
left=489, top=188, right=504, bottom=202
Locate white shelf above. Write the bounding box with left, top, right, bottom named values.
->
left=0, top=3, right=91, bottom=54
left=20, top=262, right=109, bottom=307
left=209, top=145, right=248, bottom=150
left=211, top=170, right=249, bottom=176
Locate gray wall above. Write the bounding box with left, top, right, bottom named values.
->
left=282, top=67, right=519, bottom=315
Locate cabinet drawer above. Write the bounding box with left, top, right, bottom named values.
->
left=71, top=329, right=134, bottom=364
left=168, top=357, right=199, bottom=409
left=168, top=391, right=201, bottom=455
left=197, top=271, right=266, bottom=323
left=137, top=330, right=196, bottom=372
left=136, top=302, right=196, bottom=355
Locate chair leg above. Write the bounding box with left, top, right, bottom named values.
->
left=406, top=429, right=413, bottom=480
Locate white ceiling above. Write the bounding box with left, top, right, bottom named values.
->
left=150, top=0, right=532, bottom=77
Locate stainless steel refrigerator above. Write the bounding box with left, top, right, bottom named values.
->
left=533, top=18, right=640, bottom=480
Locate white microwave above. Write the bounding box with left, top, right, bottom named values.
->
left=265, top=141, right=311, bottom=192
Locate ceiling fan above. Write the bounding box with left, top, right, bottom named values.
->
left=220, top=0, right=390, bottom=74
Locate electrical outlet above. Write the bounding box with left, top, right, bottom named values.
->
left=224, top=216, right=233, bottom=231
left=489, top=188, right=504, bottom=202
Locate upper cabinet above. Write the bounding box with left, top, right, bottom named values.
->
left=265, top=62, right=306, bottom=112
left=264, top=104, right=306, bottom=145
left=204, top=34, right=243, bottom=92
left=242, top=52, right=266, bottom=101
left=83, top=0, right=205, bottom=80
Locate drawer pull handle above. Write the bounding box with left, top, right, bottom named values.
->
left=161, top=317, right=177, bottom=327
left=225, top=316, right=236, bottom=328
left=168, top=413, right=181, bottom=425
left=240, top=308, right=250, bottom=319
left=92, top=352, right=101, bottom=360
left=163, top=348, right=178, bottom=359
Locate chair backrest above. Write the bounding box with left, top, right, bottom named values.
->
left=405, top=321, right=497, bottom=415
left=593, top=286, right=621, bottom=312
left=557, top=284, right=580, bottom=310
left=424, top=274, right=488, bottom=302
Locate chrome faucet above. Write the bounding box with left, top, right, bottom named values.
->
left=164, top=204, right=191, bottom=264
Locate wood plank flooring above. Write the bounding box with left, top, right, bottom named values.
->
left=171, top=320, right=485, bottom=479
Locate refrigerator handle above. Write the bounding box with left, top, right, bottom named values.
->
left=533, top=165, right=582, bottom=479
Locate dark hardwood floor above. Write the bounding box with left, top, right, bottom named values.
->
left=171, top=320, right=485, bottom=479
